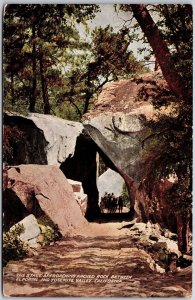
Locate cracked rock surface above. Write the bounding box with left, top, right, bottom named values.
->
left=3, top=165, right=86, bottom=235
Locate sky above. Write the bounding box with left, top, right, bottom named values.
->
left=85, top=4, right=155, bottom=70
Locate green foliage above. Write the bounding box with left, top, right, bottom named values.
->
left=3, top=5, right=144, bottom=120
left=121, top=183, right=130, bottom=208
left=98, top=156, right=108, bottom=176
left=55, top=25, right=145, bottom=119
left=3, top=124, right=24, bottom=163
left=155, top=4, right=192, bottom=90
left=166, top=182, right=192, bottom=216
left=37, top=214, right=56, bottom=228
left=3, top=4, right=100, bottom=116
left=127, top=4, right=192, bottom=217
left=37, top=215, right=62, bottom=246
left=3, top=224, right=28, bottom=267
left=38, top=225, right=60, bottom=246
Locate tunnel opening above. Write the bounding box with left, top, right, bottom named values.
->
left=60, top=131, right=135, bottom=223
left=95, top=148, right=136, bottom=223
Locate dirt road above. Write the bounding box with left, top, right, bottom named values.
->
left=3, top=221, right=192, bottom=297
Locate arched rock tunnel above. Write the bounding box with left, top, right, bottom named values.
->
left=60, top=134, right=99, bottom=220
left=58, top=131, right=185, bottom=235
left=60, top=132, right=132, bottom=221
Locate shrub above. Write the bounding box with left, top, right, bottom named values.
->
left=37, top=215, right=62, bottom=246
left=3, top=124, right=24, bottom=163
left=121, top=183, right=130, bottom=208
left=3, top=224, right=28, bottom=267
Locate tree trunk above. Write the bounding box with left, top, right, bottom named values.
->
left=177, top=214, right=190, bottom=253
left=131, top=4, right=189, bottom=101
left=83, top=72, right=92, bottom=115
left=29, top=22, right=37, bottom=113
left=10, top=69, right=14, bottom=105
left=39, top=51, right=51, bottom=114
left=83, top=91, right=92, bottom=115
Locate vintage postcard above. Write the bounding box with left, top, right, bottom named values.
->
left=2, top=3, right=192, bottom=297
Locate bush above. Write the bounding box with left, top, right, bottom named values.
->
left=3, top=124, right=24, bottom=164
left=121, top=183, right=130, bottom=208
left=3, top=224, right=28, bottom=267
left=37, top=215, right=62, bottom=246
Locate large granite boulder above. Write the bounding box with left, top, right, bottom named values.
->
left=83, top=72, right=168, bottom=185
left=4, top=112, right=84, bottom=165
left=3, top=165, right=87, bottom=235
left=83, top=71, right=177, bottom=225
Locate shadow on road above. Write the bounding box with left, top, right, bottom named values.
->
left=91, top=209, right=135, bottom=223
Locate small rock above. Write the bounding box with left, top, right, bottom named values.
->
left=153, top=223, right=161, bottom=231
left=183, top=254, right=192, bottom=261
left=27, top=248, right=39, bottom=257
left=163, top=239, right=180, bottom=256
left=149, top=262, right=155, bottom=270
left=132, top=223, right=146, bottom=232
left=67, top=179, right=83, bottom=193
left=155, top=264, right=165, bottom=273
left=152, top=242, right=167, bottom=251
left=37, top=234, right=45, bottom=244
left=140, top=266, right=145, bottom=269
left=158, top=250, right=168, bottom=263
left=163, top=229, right=177, bottom=240
left=10, top=214, right=40, bottom=242
left=28, top=237, right=39, bottom=248
left=169, top=260, right=178, bottom=273
left=177, top=255, right=192, bottom=269
left=127, top=263, right=137, bottom=268
left=170, top=234, right=177, bottom=241
left=39, top=224, right=47, bottom=234
left=149, top=235, right=159, bottom=241
left=146, top=221, right=152, bottom=228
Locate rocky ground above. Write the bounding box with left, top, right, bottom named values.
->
left=3, top=220, right=192, bottom=297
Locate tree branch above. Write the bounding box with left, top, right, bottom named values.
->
left=131, top=4, right=190, bottom=101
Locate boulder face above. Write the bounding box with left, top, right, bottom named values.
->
left=83, top=113, right=150, bottom=183
left=135, top=179, right=177, bottom=232
left=83, top=71, right=165, bottom=118
left=3, top=165, right=87, bottom=235
left=83, top=71, right=168, bottom=184
left=97, top=168, right=125, bottom=202
left=4, top=112, right=84, bottom=165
